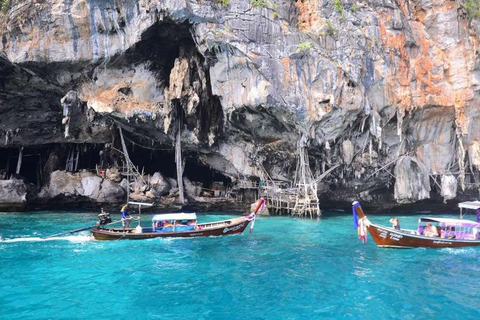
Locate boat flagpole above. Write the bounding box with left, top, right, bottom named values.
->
left=250, top=198, right=265, bottom=234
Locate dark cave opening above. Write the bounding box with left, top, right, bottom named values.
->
left=184, top=159, right=232, bottom=188
left=0, top=144, right=104, bottom=185
left=122, top=21, right=195, bottom=87
left=124, top=144, right=232, bottom=189
left=0, top=143, right=232, bottom=191
left=0, top=147, right=42, bottom=184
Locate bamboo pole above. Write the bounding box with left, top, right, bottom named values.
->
left=16, top=147, right=24, bottom=175
left=175, top=118, right=185, bottom=204
left=74, top=146, right=80, bottom=171
left=119, top=126, right=131, bottom=202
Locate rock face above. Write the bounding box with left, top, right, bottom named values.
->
left=40, top=170, right=125, bottom=204
left=1, top=0, right=480, bottom=211
left=0, top=179, right=28, bottom=210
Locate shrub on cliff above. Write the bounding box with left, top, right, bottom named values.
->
left=461, top=0, right=480, bottom=21
left=0, top=0, right=10, bottom=14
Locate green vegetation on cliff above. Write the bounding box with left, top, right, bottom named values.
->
left=1, top=0, right=11, bottom=14
left=462, top=0, right=480, bottom=20
left=213, top=0, right=230, bottom=8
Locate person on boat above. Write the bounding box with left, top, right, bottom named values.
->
left=163, top=220, right=174, bottom=228
left=423, top=222, right=438, bottom=237
left=121, top=204, right=132, bottom=232
left=97, top=209, right=112, bottom=226
left=389, top=218, right=401, bottom=230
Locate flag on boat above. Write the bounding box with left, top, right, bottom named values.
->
left=352, top=204, right=359, bottom=229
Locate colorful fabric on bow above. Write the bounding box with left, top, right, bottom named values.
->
left=358, top=219, right=367, bottom=244
left=352, top=203, right=367, bottom=244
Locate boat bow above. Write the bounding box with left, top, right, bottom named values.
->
left=352, top=201, right=370, bottom=243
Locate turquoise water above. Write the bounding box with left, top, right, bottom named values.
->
left=1, top=210, right=479, bottom=320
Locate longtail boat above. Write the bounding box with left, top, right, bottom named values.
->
left=352, top=200, right=480, bottom=248
left=91, top=198, right=265, bottom=240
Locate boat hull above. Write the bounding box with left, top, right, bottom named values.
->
left=92, top=216, right=251, bottom=240
left=367, top=223, right=480, bottom=248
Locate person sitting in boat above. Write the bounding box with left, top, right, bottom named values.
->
left=423, top=222, right=439, bottom=237
left=97, top=209, right=112, bottom=226
left=389, top=218, right=401, bottom=230
left=121, top=205, right=132, bottom=232
left=163, top=220, right=174, bottom=228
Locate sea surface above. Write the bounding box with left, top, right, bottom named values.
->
left=1, top=209, right=479, bottom=320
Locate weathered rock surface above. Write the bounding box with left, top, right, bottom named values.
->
left=1, top=0, right=480, bottom=211
left=149, top=172, right=171, bottom=197
left=0, top=179, right=28, bottom=210
left=40, top=170, right=125, bottom=204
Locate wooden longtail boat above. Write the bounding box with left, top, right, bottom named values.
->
left=352, top=200, right=480, bottom=248
left=91, top=198, right=265, bottom=240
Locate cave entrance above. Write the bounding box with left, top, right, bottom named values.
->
left=0, top=144, right=104, bottom=186
left=0, top=147, right=43, bottom=184
left=124, top=145, right=232, bottom=194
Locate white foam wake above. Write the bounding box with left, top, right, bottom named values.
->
left=0, top=235, right=93, bottom=243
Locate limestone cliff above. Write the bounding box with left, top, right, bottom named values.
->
left=1, top=0, right=480, bottom=211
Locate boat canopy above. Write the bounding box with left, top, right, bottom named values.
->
left=458, top=201, right=480, bottom=210
left=152, top=213, right=197, bottom=221
left=420, top=217, right=480, bottom=228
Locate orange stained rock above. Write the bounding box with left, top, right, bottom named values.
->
left=247, top=51, right=259, bottom=60
left=454, top=89, right=473, bottom=110
left=414, top=7, right=427, bottom=23
left=442, top=1, right=458, bottom=12
left=378, top=18, right=388, bottom=46
left=294, top=0, right=320, bottom=32
left=455, top=110, right=468, bottom=135
left=408, top=36, right=453, bottom=107
left=84, top=80, right=156, bottom=114
left=281, top=57, right=290, bottom=91
left=377, top=17, right=411, bottom=87
left=396, top=0, right=411, bottom=18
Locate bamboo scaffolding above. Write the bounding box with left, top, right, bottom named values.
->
left=257, top=136, right=321, bottom=218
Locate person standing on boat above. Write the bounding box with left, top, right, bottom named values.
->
left=389, top=218, right=401, bottom=230
left=121, top=205, right=132, bottom=232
